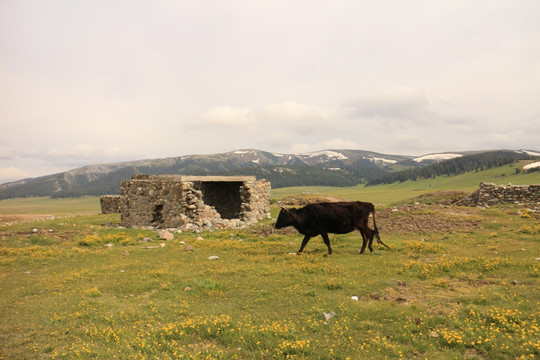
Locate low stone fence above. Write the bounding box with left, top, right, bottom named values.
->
left=455, top=182, right=540, bottom=207
left=100, top=195, right=122, bottom=214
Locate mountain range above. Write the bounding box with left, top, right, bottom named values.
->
left=1, top=149, right=538, bottom=199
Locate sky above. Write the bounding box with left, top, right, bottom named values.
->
left=1, top=0, right=539, bottom=184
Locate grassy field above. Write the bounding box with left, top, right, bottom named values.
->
left=0, top=165, right=539, bottom=359
left=1, top=197, right=539, bottom=359
left=0, top=196, right=101, bottom=215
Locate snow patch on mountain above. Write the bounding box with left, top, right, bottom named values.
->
left=303, top=151, right=348, bottom=160
left=233, top=150, right=259, bottom=156
left=365, top=157, right=397, bottom=165
left=414, top=153, right=463, bottom=162
left=518, top=150, right=540, bottom=157
left=523, top=161, right=540, bottom=170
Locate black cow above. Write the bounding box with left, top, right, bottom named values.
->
left=274, top=201, right=390, bottom=255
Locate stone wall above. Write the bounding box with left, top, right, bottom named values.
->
left=119, top=175, right=271, bottom=230
left=100, top=195, right=122, bottom=214
left=239, top=177, right=272, bottom=222
left=455, top=182, right=540, bottom=207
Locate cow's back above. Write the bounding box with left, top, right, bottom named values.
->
left=303, top=201, right=373, bottom=234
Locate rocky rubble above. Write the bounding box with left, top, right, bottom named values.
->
left=455, top=182, right=540, bottom=208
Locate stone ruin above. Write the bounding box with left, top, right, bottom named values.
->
left=455, top=182, right=540, bottom=207
left=100, top=195, right=122, bottom=214
left=101, top=175, right=271, bottom=231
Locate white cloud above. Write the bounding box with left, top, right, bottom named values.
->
left=1, top=1, right=539, bottom=182
left=261, top=101, right=330, bottom=132
left=2, top=144, right=143, bottom=169
left=344, top=86, right=443, bottom=127
left=192, top=106, right=254, bottom=128
left=388, top=134, right=434, bottom=154
left=288, top=138, right=359, bottom=154
left=317, top=138, right=359, bottom=150
left=0, top=146, right=14, bottom=160
left=0, top=167, right=30, bottom=183
left=191, top=101, right=332, bottom=135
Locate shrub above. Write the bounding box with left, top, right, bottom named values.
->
left=79, top=232, right=137, bottom=246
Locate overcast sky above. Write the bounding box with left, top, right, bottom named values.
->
left=1, top=1, right=539, bottom=184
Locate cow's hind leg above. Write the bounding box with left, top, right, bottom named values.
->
left=297, top=235, right=312, bottom=254
left=356, top=219, right=370, bottom=254
left=321, top=232, right=333, bottom=255
left=367, top=230, right=374, bottom=253
left=359, top=229, right=368, bottom=254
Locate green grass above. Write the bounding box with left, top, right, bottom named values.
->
left=0, top=196, right=101, bottom=215
left=1, top=202, right=539, bottom=359
left=0, top=163, right=539, bottom=358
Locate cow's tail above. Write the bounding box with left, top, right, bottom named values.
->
left=372, top=206, right=391, bottom=251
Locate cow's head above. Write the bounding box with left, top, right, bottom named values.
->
left=274, top=205, right=294, bottom=229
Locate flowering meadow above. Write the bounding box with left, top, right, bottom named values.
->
left=0, top=203, right=538, bottom=359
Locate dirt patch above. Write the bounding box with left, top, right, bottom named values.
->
left=376, top=204, right=481, bottom=234
left=248, top=223, right=298, bottom=237
left=397, top=191, right=470, bottom=206
left=277, top=193, right=347, bottom=206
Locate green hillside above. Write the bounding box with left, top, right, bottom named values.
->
left=3, top=149, right=537, bottom=200
left=367, top=150, right=536, bottom=185
left=273, top=160, right=540, bottom=205
left=1, top=160, right=538, bottom=215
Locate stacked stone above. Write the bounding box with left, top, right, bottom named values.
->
left=117, top=175, right=272, bottom=231
left=182, top=181, right=223, bottom=229
left=240, top=179, right=272, bottom=223
left=455, top=182, right=540, bottom=207
left=100, top=195, right=122, bottom=214
left=119, top=176, right=185, bottom=228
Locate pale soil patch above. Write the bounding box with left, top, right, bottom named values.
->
left=377, top=205, right=482, bottom=234
left=277, top=193, right=347, bottom=206
left=0, top=214, right=57, bottom=224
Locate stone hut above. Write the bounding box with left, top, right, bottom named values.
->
left=118, top=175, right=271, bottom=230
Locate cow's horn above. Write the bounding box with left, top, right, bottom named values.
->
left=278, top=204, right=287, bottom=210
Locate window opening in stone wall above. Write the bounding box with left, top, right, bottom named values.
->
left=152, top=204, right=164, bottom=224
left=200, top=182, right=242, bottom=219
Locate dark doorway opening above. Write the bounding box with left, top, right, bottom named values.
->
left=152, top=204, right=164, bottom=224
left=200, top=182, right=242, bottom=219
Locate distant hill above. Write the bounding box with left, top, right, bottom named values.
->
left=366, top=150, right=539, bottom=185
left=0, top=149, right=538, bottom=199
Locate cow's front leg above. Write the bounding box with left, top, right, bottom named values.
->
left=321, top=232, right=333, bottom=255
left=297, top=235, right=312, bottom=254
